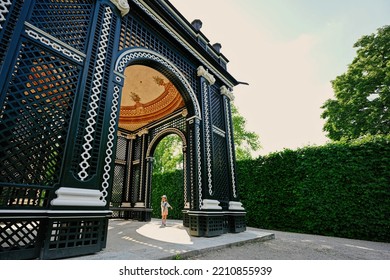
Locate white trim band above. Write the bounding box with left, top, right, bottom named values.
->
left=229, top=201, right=245, bottom=210
left=202, top=199, right=222, bottom=210
left=50, top=187, right=105, bottom=207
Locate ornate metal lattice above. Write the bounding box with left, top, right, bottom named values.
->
left=0, top=0, right=23, bottom=67
left=212, top=133, right=230, bottom=205
left=111, top=165, right=125, bottom=206
left=29, top=0, right=94, bottom=52
left=149, top=115, right=186, bottom=139
left=0, top=220, right=42, bottom=254
left=211, top=84, right=225, bottom=130
left=133, top=138, right=142, bottom=160
left=44, top=218, right=105, bottom=259
left=116, top=135, right=127, bottom=161
left=0, top=41, right=79, bottom=188
left=71, top=5, right=117, bottom=180
left=119, top=14, right=198, bottom=95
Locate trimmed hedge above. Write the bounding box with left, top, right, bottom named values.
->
left=238, top=135, right=390, bottom=242
left=151, top=135, right=390, bottom=242
left=151, top=170, right=184, bottom=220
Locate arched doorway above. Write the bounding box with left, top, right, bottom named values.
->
left=110, top=49, right=197, bottom=221
left=149, top=133, right=184, bottom=220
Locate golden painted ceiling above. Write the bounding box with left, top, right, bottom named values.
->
left=119, top=65, right=185, bottom=132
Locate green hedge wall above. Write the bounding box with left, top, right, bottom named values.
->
left=151, top=170, right=184, bottom=220
left=238, top=135, right=390, bottom=242
left=151, top=135, right=389, bottom=242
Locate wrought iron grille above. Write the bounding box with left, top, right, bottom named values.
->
left=212, top=133, right=230, bottom=205
left=119, top=14, right=198, bottom=95
left=0, top=0, right=24, bottom=68
left=210, top=85, right=225, bottom=130
left=29, top=0, right=94, bottom=52
left=0, top=41, right=80, bottom=189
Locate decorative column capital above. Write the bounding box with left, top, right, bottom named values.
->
left=197, top=66, right=215, bottom=85
left=110, top=0, right=130, bottom=17
left=137, top=128, right=149, bottom=137
left=220, top=85, right=234, bottom=101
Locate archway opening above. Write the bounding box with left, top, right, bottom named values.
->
left=150, top=134, right=184, bottom=220
left=111, top=63, right=189, bottom=221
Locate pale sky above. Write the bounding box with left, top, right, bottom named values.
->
left=170, top=0, right=390, bottom=155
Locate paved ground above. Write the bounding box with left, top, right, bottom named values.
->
left=71, top=219, right=274, bottom=260
left=189, top=228, right=390, bottom=260
left=71, top=219, right=390, bottom=260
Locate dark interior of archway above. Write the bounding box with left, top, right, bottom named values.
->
left=119, top=65, right=185, bottom=132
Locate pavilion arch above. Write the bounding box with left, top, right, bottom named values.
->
left=114, top=48, right=201, bottom=120
left=146, top=127, right=187, bottom=158
left=0, top=1, right=245, bottom=260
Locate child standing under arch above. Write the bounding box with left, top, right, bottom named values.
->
left=161, top=195, right=173, bottom=226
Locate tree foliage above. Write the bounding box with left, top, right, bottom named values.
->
left=152, top=104, right=261, bottom=175
left=152, top=134, right=183, bottom=174
left=321, top=25, right=390, bottom=141
left=231, top=103, right=261, bottom=160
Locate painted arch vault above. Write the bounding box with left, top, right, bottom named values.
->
left=0, top=0, right=245, bottom=259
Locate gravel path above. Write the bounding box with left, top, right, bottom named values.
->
left=189, top=229, right=390, bottom=260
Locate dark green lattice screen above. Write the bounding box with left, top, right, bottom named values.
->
left=0, top=40, right=81, bottom=208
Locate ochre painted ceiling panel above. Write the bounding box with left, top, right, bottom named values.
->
left=119, top=65, right=185, bottom=131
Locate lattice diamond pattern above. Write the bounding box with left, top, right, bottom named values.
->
left=213, top=134, right=229, bottom=203
left=30, top=0, right=94, bottom=52
left=116, top=136, right=127, bottom=161
left=119, top=16, right=198, bottom=95
left=0, top=42, right=79, bottom=186
left=211, top=85, right=225, bottom=130
left=111, top=165, right=125, bottom=205
left=0, top=221, right=40, bottom=249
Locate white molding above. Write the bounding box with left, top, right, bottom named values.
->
left=202, top=81, right=213, bottom=196
left=24, top=22, right=85, bottom=61
left=229, top=201, right=245, bottom=211
left=110, top=0, right=130, bottom=17
left=213, top=125, right=226, bottom=137
left=78, top=7, right=113, bottom=181
left=225, top=98, right=237, bottom=198
left=134, top=202, right=145, bottom=207
left=0, top=0, right=11, bottom=30
left=201, top=199, right=222, bottom=210
left=197, top=66, right=216, bottom=85
left=50, top=187, right=105, bottom=207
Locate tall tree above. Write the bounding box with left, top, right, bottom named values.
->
left=321, top=25, right=390, bottom=141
